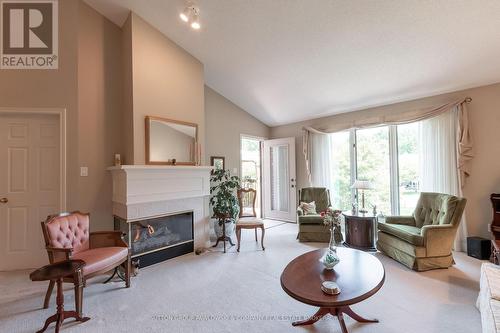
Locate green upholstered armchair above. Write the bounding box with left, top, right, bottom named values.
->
left=377, top=192, right=467, bottom=271
left=297, top=187, right=332, bottom=242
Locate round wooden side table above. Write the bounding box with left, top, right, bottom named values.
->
left=280, top=248, right=385, bottom=333
left=30, top=260, right=90, bottom=333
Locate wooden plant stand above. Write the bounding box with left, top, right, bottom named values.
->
left=212, top=215, right=234, bottom=253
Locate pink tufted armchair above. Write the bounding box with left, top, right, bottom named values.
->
left=40, top=211, right=130, bottom=315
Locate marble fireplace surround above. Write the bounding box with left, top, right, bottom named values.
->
left=107, top=165, right=213, bottom=249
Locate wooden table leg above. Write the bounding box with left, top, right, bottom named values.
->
left=55, top=278, right=64, bottom=332
left=37, top=312, right=59, bottom=333
left=292, top=306, right=378, bottom=332
left=340, top=305, right=378, bottom=323
left=36, top=278, right=90, bottom=333
left=336, top=311, right=348, bottom=333
left=292, top=307, right=330, bottom=326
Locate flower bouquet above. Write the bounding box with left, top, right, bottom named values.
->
left=319, top=208, right=343, bottom=270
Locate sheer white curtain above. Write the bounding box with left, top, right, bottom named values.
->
left=419, top=107, right=468, bottom=251
left=310, top=132, right=334, bottom=190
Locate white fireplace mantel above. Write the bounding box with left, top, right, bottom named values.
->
left=108, top=165, right=213, bottom=248
left=108, top=165, right=213, bottom=205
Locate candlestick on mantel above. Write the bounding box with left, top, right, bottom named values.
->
left=196, top=143, right=202, bottom=166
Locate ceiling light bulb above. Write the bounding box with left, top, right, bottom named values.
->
left=179, top=8, right=190, bottom=22
left=191, top=21, right=200, bottom=30
left=191, top=15, right=200, bottom=29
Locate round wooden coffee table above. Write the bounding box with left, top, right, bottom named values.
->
left=280, top=248, right=385, bottom=333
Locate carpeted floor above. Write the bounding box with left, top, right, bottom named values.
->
left=0, top=222, right=483, bottom=333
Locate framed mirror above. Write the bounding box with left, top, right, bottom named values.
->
left=145, top=116, right=198, bottom=165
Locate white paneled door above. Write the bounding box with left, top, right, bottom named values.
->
left=0, top=113, right=60, bottom=270
left=263, top=137, right=296, bottom=222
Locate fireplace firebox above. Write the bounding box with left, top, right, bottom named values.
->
left=114, top=211, right=194, bottom=268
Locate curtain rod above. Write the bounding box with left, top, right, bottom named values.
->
left=465, top=97, right=472, bottom=103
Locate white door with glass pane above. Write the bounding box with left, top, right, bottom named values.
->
left=263, top=137, right=296, bottom=222
left=0, top=113, right=60, bottom=270
left=240, top=136, right=263, bottom=218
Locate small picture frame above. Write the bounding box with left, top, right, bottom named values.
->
left=210, top=156, right=225, bottom=171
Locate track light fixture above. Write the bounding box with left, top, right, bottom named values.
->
left=179, top=3, right=201, bottom=30
left=190, top=15, right=200, bottom=30
left=179, top=7, right=190, bottom=22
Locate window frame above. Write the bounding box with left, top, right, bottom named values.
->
left=340, top=125, right=406, bottom=216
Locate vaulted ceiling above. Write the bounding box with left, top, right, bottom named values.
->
left=84, top=0, right=500, bottom=126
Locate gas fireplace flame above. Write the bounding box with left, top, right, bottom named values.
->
left=133, top=223, right=156, bottom=242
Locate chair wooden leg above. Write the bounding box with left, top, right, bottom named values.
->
left=261, top=226, right=265, bottom=250
left=73, top=265, right=85, bottom=317
left=43, top=280, right=55, bottom=309
left=125, top=255, right=131, bottom=288
left=236, top=227, right=242, bottom=252
left=74, top=284, right=83, bottom=317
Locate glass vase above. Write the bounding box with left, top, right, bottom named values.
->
left=319, top=226, right=340, bottom=270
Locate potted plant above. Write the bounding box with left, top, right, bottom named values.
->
left=210, top=169, right=240, bottom=238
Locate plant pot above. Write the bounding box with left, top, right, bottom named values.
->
left=214, top=220, right=235, bottom=238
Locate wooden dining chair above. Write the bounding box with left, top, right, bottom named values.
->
left=236, top=189, right=265, bottom=252
left=238, top=188, right=257, bottom=218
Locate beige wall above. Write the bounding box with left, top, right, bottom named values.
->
left=121, top=15, right=135, bottom=165
left=77, top=2, right=124, bottom=230
left=0, top=0, right=79, bottom=216
left=205, top=86, right=270, bottom=174
left=125, top=13, right=205, bottom=165
left=271, top=82, right=500, bottom=239
left=0, top=0, right=124, bottom=231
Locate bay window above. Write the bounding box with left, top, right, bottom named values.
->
left=329, top=131, right=351, bottom=211
left=327, top=123, right=423, bottom=216
left=396, top=122, right=420, bottom=215
left=356, top=126, right=391, bottom=215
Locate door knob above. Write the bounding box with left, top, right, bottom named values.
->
left=0, top=198, right=8, bottom=204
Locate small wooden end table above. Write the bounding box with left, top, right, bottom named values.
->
left=342, top=212, right=377, bottom=251
left=212, top=214, right=235, bottom=253
left=30, top=260, right=90, bottom=333
left=281, top=248, right=385, bottom=333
